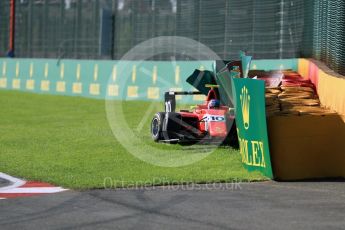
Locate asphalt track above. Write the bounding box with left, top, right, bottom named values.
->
left=1, top=181, right=345, bottom=230
left=0, top=178, right=10, bottom=188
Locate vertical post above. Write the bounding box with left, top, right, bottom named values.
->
left=223, top=0, right=228, bottom=59
left=76, top=0, right=82, bottom=58
left=111, top=0, right=117, bottom=60
left=131, top=0, right=136, bottom=49
left=197, top=0, right=201, bottom=60
left=251, top=0, right=256, bottom=56
left=279, top=0, right=284, bottom=59
left=59, top=0, right=64, bottom=57
left=44, top=0, right=48, bottom=57
left=28, top=0, right=33, bottom=57
left=152, top=0, right=156, bottom=59
left=7, top=0, right=16, bottom=57
left=94, top=0, right=99, bottom=58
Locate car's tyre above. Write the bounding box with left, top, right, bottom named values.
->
left=222, top=120, right=239, bottom=148
left=162, top=112, right=182, bottom=140
left=151, top=112, right=165, bottom=142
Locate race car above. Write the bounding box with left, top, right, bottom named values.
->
left=150, top=85, right=238, bottom=145
left=150, top=54, right=252, bottom=146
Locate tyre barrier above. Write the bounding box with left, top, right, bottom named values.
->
left=233, top=61, right=345, bottom=180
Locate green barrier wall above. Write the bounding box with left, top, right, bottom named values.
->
left=0, top=58, right=298, bottom=103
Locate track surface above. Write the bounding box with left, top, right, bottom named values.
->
left=1, top=181, right=345, bottom=230
left=0, top=178, right=10, bottom=188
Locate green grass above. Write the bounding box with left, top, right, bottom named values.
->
left=0, top=90, right=266, bottom=189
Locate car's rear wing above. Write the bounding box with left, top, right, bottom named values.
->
left=164, top=91, right=203, bottom=112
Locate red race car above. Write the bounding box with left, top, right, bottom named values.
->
left=150, top=85, right=238, bottom=145
left=150, top=58, right=249, bottom=146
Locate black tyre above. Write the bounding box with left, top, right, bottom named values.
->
left=151, top=112, right=165, bottom=142
left=162, top=112, right=182, bottom=140
left=222, top=120, right=239, bottom=148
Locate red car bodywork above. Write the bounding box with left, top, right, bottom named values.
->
left=172, top=88, right=234, bottom=142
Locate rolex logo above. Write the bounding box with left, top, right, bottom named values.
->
left=240, top=86, right=250, bottom=130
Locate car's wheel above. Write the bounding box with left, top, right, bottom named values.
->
left=151, top=112, right=165, bottom=142
left=222, top=120, right=239, bottom=147
left=162, top=112, right=182, bottom=140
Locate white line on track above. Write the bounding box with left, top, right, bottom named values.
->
left=0, top=172, right=68, bottom=200
left=0, top=187, right=67, bottom=194
left=0, top=172, right=26, bottom=192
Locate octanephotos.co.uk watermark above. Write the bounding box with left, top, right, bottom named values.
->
left=103, top=177, right=243, bottom=191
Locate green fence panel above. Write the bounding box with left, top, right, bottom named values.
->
left=0, top=58, right=297, bottom=103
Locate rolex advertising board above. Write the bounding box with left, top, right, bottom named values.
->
left=232, top=78, right=273, bottom=178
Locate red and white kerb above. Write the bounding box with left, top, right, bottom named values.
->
left=0, top=173, right=67, bottom=200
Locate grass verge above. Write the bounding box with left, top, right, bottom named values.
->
left=0, top=90, right=266, bottom=189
